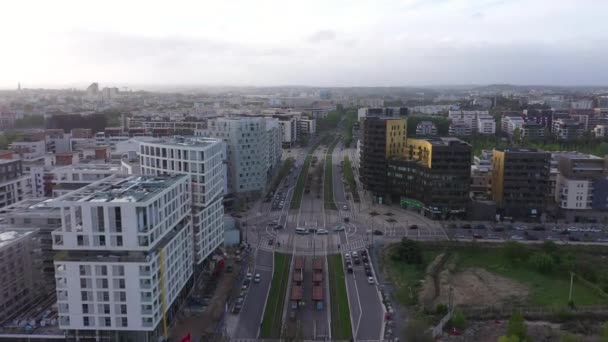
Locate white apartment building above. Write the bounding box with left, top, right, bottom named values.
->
left=278, top=116, right=298, bottom=146
left=555, top=176, right=592, bottom=209
left=448, top=110, right=495, bottom=134
left=415, top=121, right=438, bottom=136
left=10, top=140, right=46, bottom=160
left=501, top=116, right=525, bottom=136
left=52, top=175, right=193, bottom=340
left=197, top=117, right=282, bottom=196
left=298, top=118, right=316, bottom=135
left=138, top=137, right=225, bottom=263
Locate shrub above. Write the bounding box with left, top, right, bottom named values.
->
left=450, top=309, right=466, bottom=330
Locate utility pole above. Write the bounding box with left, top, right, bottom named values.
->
left=569, top=272, right=575, bottom=303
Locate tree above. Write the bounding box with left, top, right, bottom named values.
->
left=394, top=238, right=423, bottom=264
left=529, top=252, right=555, bottom=273
left=402, top=320, right=433, bottom=342
left=601, top=321, right=608, bottom=342
left=560, top=333, right=582, bottom=342
left=506, top=311, right=527, bottom=341
left=450, top=309, right=467, bottom=330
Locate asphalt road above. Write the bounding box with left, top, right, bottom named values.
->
left=233, top=249, right=274, bottom=338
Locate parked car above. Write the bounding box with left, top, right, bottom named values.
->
left=343, top=205, right=348, bottom=210
left=461, top=224, right=472, bottom=229
left=333, top=225, right=345, bottom=231
left=373, top=229, right=384, bottom=235
left=226, top=265, right=233, bottom=273
left=367, top=276, right=375, bottom=284
left=246, top=272, right=252, bottom=280
left=344, top=217, right=350, bottom=222
left=532, top=225, right=545, bottom=231
left=316, top=229, right=329, bottom=235
left=409, top=224, right=418, bottom=229
left=472, top=233, right=483, bottom=239
left=474, top=224, right=486, bottom=230
left=511, top=235, right=524, bottom=240
left=347, top=265, right=353, bottom=273
left=493, top=226, right=505, bottom=232
left=448, top=223, right=458, bottom=229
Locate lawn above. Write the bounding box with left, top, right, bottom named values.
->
left=324, top=138, right=339, bottom=210
left=260, top=253, right=292, bottom=338
left=290, top=142, right=321, bottom=209
left=456, top=247, right=608, bottom=307
left=328, top=254, right=353, bottom=340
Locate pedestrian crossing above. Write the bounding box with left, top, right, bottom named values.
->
left=340, top=238, right=367, bottom=252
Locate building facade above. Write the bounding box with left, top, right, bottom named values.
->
left=138, top=137, right=225, bottom=263
left=491, top=148, right=550, bottom=219
left=52, top=175, right=193, bottom=340
left=386, top=138, right=472, bottom=219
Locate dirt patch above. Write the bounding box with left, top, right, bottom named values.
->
left=421, top=266, right=529, bottom=309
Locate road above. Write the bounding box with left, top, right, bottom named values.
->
left=232, top=249, right=274, bottom=338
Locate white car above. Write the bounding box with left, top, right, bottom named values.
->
left=246, top=272, right=252, bottom=280
left=333, top=225, right=345, bottom=231
left=342, top=205, right=348, bottom=210
left=567, top=227, right=580, bottom=232
left=317, top=229, right=328, bottom=235
left=352, top=251, right=358, bottom=258
left=344, top=253, right=351, bottom=260
left=514, top=225, right=527, bottom=231
left=511, top=235, right=524, bottom=240
left=254, top=273, right=261, bottom=283
left=367, top=276, right=375, bottom=284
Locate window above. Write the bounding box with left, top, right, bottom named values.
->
left=82, top=304, right=90, bottom=314
left=104, top=317, right=111, bottom=327
left=98, top=235, right=106, bottom=246
left=114, top=207, right=122, bottom=232
left=121, top=317, right=128, bottom=327
left=96, top=207, right=105, bottom=232
left=120, top=304, right=127, bottom=315
left=102, top=304, right=110, bottom=314
left=83, top=316, right=90, bottom=327
left=117, top=236, right=123, bottom=247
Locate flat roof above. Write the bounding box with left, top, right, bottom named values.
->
left=0, top=198, right=61, bottom=218
left=494, top=147, right=544, bottom=153
left=52, top=162, right=123, bottom=173
left=137, top=136, right=220, bottom=148
left=54, top=174, right=187, bottom=204
left=0, top=229, right=36, bottom=249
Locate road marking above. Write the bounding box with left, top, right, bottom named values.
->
left=352, top=267, right=363, bottom=338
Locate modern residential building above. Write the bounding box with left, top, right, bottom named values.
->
left=448, top=122, right=472, bottom=136
left=0, top=229, right=44, bottom=325
left=501, top=115, right=525, bottom=136
left=386, top=138, right=472, bottom=219
left=477, top=115, right=497, bottom=134
left=553, top=152, right=608, bottom=221
left=197, top=117, right=282, bottom=197
left=359, top=116, right=407, bottom=201
left=552, top=119, right=584, bottom=140
left=415, top=121, right=438, bottom=136
left=448, top=110, right=495, bottom=134
left=491, top=148, right=551, bottom=219
left=520, top=122, right=545, bottom=141
left=298, top=118, right=316, bottom=136
left=52, top=175, right=194, bottom=340
left=0, top=198, right=67, bottom=294
left=138, top=137, right=225, bottom=263
left=0, top=159, right=32, bottom=208
left=277, top=116, right=298, bottom=147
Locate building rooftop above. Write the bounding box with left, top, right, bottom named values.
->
left=494, top=147, right=545, bottom=153
left=417, top=137, right=471, bottom=147
left=0, top=229, right=36, bottom=249
left=137, top=136, right=220, bottom=148
left=0, top=198, right=61, bottom=218
left=54, top=174, right=187, bottom=204
left=551, top=151, right=602, bottom=160
left=51, top=162, right=123, bottom=173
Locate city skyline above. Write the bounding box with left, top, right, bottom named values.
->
left=2, top=0, right=608, bottom=88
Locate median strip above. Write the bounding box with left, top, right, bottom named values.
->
left=328, top=254, right=353, bottom=340
left=260, top=253, right=292, bottom=338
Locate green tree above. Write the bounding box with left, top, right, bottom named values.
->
left=402, top=320, right=433, bottom=342
left=450, top=309, right=467, bottom=330
left=506, top=311, right=528, bottom=341
left=529, top=252, right=555, bottom=273
left=394, top=238, right=423, bottom=264
left=601, top=321, right=608, bottom=342
left=560, top=333, right=582, bottom=342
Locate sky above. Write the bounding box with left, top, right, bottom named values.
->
left=1, top=0, right=608, bottom=88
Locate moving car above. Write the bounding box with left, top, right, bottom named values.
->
left=343, top=205, right=348, bottom=210
left=295, top=227, right=308, bottom=235
left=367, top=276, right=375, bottom=284
left=373, top=229, right=384, bottom=235
left=254, top=273, right=261, bottom=283
left=344, top=217, right=350, bottom=222
left=316, top=229, right=328, bottom=235
left=333, top=225, right=345, bottom=231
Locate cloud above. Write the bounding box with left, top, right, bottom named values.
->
left=305, top=30, right=337, bottom=43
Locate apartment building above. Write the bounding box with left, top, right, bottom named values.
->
left=448, top=110, right=495, bottom=135
left=415, top=121, right=438, bottom=136
left=0, top=159, right=32, bottom=208
left=359, top=116, right=407, bottom=201
left=491, top=148, right=551, bottom=219
left=386, top=138, right=472, bottom=219
left=357, top=107, right=408, bottom=121
left=52, top=175, right=193, bottom=340
left=553, top=152, right=608, bottom=221
left=0, top=229, right=43, bottom=324
left=521, top=122, right=545, bottom=141
left=138, top=137, right=225, bottom=263
left=552, top=119, right=584, bottom=140
left=501, top=115, right=525, bottom=136
left=197, top=117, right=282, bottom=197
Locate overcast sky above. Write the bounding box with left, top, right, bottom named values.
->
left=2, top=0, right=607, bottom=88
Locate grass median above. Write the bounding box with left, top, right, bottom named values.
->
left=290, top=142, right=321, bottom=209
left=328, top=254, right=353, bottom=340
left=260, top=253, right=292, bottom=338
left=324, top=138, right=339, bottom=210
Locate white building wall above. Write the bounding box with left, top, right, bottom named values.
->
left=556, top=176, right=592, bottom=210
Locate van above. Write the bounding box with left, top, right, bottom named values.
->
left=295, top=227, right=308, bottom=235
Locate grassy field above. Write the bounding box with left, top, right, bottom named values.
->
left=456, top=247, right=608, bottom=307
left=260, top=253, right=292, bottom=338
left=324, top=139, right=339, bottom=210
left=383, top=247, right=438, bottom=306
left=384, top=242, right=608, bottom=309
left=328, top=254, right=353, bottom=340
left=290, top=142, right=321, bottom=209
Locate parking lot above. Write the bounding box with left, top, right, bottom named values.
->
left=447, top=222, right=608, bottom=244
